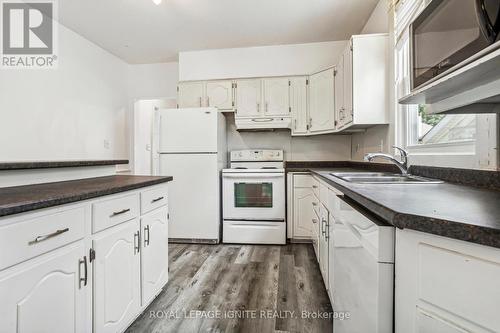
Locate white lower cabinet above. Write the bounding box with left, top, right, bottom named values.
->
left=0, top=183, right=170, bottom=333
left=93, top=219, right=141, bottom=333
left=318, top=204, right=329, bottom=286
left=0, top=241, right=90, bottom=333
left=396, top=229, right=500, bottom=333
left=140, top=208, right=169, bottom=305
left=291, top=174, right=315, bottom=239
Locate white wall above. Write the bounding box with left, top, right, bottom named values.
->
left=226, top=114, right=351, bottom=161
left=361, top=0, right=389, bottom=34
left=0, top=23, right=129, bottom=161
left=179, top=41, right=348, bottom=81
left=352, top=0, right=394, bottom=161
left=127, top=62, right=179, bottom=100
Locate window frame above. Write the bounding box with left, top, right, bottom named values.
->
left=393, top=1, right=497, bottom=169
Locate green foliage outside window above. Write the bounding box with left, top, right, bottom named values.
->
left=418, top=105, right=444, bottom=126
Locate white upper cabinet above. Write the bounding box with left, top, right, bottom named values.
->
left=140, top=208, right=169, bottom=306
left=289, top=77, right=309, bottom=135
left=309, top=68, right=336, bottom=134
left=338, top=34, right=388, bottom=131
left=206, top=80, right=234, bottom=110
left=0, top=242, right=90, bottom=333
left=177, top=81, right=205, bottom=108
left=334, top=55, right=345, bottom=129
left=235, top=79, right=262, bottom=118
left=263, top=78, right=290, bottom=117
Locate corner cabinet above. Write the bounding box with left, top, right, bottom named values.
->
left=395, top=229, right=500, bottom=333
left=0, top=183, right=170, bottom=333
left=335, top=34, right=388, bottom=131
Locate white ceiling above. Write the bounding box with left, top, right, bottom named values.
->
left=58, top=0, right=379, bottom=64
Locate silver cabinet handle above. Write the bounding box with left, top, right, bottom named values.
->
left=322, top=219, right=327, bottom=236
left=257, top=103, right=260, bottom=112
left=79, top=256, right=88, bottom=289
left=110, top=208, right=130, bottom=217
left=325, top=222, right=330, bottom=240
left=144, top=225, right=150, bottom=247
left=151, top=196, right=164, bottom=203
left=28, top=228, right=69, bottom=245
left=207, top=96, right=210, bottom=107
left=134, top=231, right=140, bottom=254
left=265, top=102, right=268, bottom=113
left=309, top=117, right=313, bottom=127
left=294, top=119, right=297, bottom=130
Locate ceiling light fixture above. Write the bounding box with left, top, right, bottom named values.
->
left=152, top=0, right=162, bottom=5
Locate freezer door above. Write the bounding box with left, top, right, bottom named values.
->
left=158, top=108, right=219, bottom=153
left=159, top=154, right=220, bottom=241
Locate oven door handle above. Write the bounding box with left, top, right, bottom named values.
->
left=223, top=173, right=284, bottom=179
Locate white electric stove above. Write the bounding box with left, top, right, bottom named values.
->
left=222, top=150, right=286, bottom=244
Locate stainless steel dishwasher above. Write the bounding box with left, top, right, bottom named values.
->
left=331, top=195, right=395, bottom=333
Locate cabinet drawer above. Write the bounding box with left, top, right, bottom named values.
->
left=0, top=207, right=86, bottom=270
left=141, top=186, right=168, bottom=215
left=312, top=177, right=320, bottom=198
left=293, top=174, right=313, bottom=188
left=93, top=194, right=139, bottom=233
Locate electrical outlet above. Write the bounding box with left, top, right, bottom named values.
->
left=379, top=139, right=384, bottom=152
left=103, top=139, right=110, bottom=149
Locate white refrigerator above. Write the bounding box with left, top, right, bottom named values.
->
left=153, top=108, right=226, bottom=243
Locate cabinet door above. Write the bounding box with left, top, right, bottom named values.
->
left=334, top=58, right=344, bottom=129
left=263, top=77, right=290, bottom=117
left=396, top=229, right=500, bottom=333
left=312, top=207, right=320, bottom=260
left=235, top=79, right=261, bottom=118
left=177, top=82, right=205, bottom=108
left=141, top=208, right=169, bottom=306
left=309, top=68, right=336, bottom=133
left=343, top=43, right=353, bottom=125
left=206, top=80, right=233, bottom=110
left=290, top=76, right=309, bottom=135
left=93, top=219, right=141, bottom=333
left=328, top=212, right=335, bottom=301
left=319, top=205, right=329, bottom=285
left=293, top=187, right=314, bottom=238
left=0, top=242, right=89, bottom=333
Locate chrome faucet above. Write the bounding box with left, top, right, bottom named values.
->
left=364, top=146, right=409, bottom=175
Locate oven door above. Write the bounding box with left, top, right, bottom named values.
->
left=411, top=0, right=500, bottom=90
left=223, top=172, right=285, bottom=221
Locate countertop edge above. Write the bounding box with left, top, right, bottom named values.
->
left=292, top=168, right=500, bottom=249
left=0, top=160, right=130, bottom=170
left=0, top=176, right=173, bottom=218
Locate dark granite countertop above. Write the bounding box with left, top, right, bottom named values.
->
left=0, top=159, right=129, bottom=170
left=0, top=175, right=173, bottom=217
left=287, top=162, right=500, bottom=249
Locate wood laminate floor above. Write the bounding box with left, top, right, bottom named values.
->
left=127, top=243, right=333, bottom=333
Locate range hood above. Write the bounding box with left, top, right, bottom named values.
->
left=235, top=117, right=292, bottom=130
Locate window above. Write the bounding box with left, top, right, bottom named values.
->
left=407, top=105, right=476, bottom=146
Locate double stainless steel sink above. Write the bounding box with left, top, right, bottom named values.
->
left=330, top=172, right=443, bottom=184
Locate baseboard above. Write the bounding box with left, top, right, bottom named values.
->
left=169, top=238, right=219, bottom=244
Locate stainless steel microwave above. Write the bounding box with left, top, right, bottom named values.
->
left=411, top=0, right=500, bottom=90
